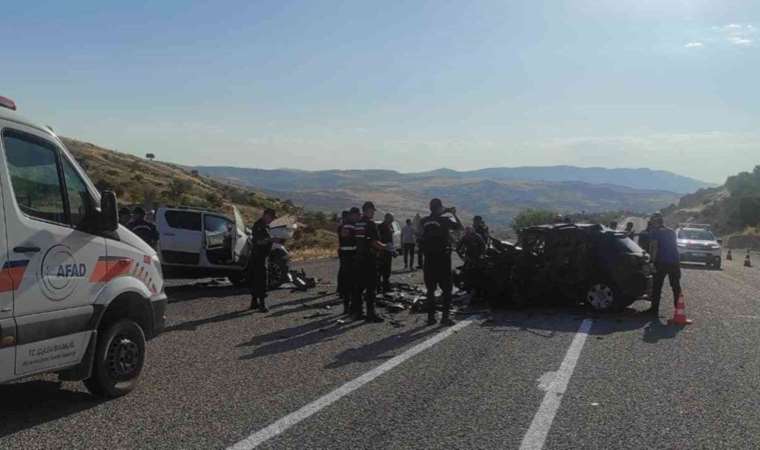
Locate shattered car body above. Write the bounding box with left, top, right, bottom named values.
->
left=454, top=239, right=520, bottom=307
left=455, top=223, right=653, bottom=311
left=512, top=223, right=652, bottom=311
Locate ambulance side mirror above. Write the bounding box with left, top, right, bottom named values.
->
left=99, top=190, right=119, bottom=232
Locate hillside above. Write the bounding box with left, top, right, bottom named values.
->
left=61, top=138, right=336, bottom=259
left=195, top=165, right=684, bottom=229
left=663, top=166, right=760, bottom=248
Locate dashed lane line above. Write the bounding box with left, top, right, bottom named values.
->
left=228, top=316, right=478, bottom=450
left=519, top=319, right=594, bottom=450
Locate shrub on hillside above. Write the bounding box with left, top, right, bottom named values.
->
left=511, top=209, right=558, bottom=234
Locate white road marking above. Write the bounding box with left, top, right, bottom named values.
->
left=228, top=317, right=477, bottom=450
left=519, top=319, right=593, bottom=450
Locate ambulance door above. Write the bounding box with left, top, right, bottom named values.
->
left=0, top=128, right=100, bottom=375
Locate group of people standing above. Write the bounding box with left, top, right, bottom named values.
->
left=337, top=198, right=463, bottom=326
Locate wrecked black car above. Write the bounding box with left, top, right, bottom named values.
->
left=511, top=223, right=652, bottom=311
left=454, top=238, right=520, bottom=307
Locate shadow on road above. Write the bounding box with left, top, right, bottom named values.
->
left=325, top=324, right=439, bottom=369
left=267, top=291, right=336, bottom=311
left=166, top=283, right=248, bottom=304
left=164, top=308, right=255, bottom=333
left=481, top=305, right=684, bottom=342
left=266, top=298, right=342, bottom=318
left=0, top=380, right=104, bottom=438
left=642, top=319, right=683, bottom=343
left=237, top=316, right=364, bottom=360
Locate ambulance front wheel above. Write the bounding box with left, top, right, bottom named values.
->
left=85, top=319, right=146, bottom=398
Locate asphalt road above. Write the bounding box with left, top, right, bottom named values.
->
left=2, top=252, right=760, bottom=449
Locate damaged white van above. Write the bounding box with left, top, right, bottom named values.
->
left=0, top=96, right=166, bottom=397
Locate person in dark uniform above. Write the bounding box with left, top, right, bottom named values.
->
left=473, top=216, right=491, bottom=249
left=337, top=210, right=350, bottom=302
left=638, top=219, right=654, bottom=255
left=624, top=221, right=635, bottom=239
left=414, top=215, right=425, bottom=269
left=128, top=206, right=159, bottom=248
left=338, top=208, right=359, bottom=314
left=119, top=207, right=132, bottom=226
left=420, top=198, right=463, bottom=326
left=454, top=218, right=489, bottom=302
left=647, top=213, right=682, bottom=315
left=249, top=208, right=276, bottom=312
left=352, top=202, right=388, bottom=323
left=377, top=212, right=396, bottom=294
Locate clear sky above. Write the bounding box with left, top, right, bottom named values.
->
left=3, top=0, right=759, bottom=183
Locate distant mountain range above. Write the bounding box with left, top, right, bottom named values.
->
left=194, top=165, right=708, bottom=228
left=195, top=166, right=712, bottom=194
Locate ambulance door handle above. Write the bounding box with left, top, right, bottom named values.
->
left=13, top=246, right=40, bottom=254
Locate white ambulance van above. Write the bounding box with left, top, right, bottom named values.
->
left=0, top=96, right=166, bottom=397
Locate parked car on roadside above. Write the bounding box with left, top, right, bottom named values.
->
left=675, top=224, right=722, bottom=269
left=156, top=206, right=250, bottom=281
left=155, top=206, right=293, bottom=288
left=512, top=223, right=653, bottom=312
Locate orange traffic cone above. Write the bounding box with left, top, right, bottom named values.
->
left=668, top=294, right=693, bottom=325
left=745, top=250, right=752, bottom=268
left=726, top=249, right=732, bottom=261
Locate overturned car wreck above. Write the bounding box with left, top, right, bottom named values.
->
left=455, top=223, right=653, bottom=312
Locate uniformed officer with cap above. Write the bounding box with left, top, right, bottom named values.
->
left=338, top=208, right=360, bottom=314
left=420, top=198, right=463, bottom=326
left=128, top=206, right=159, bottom=248
left=249, top=208, right=276, bottom=312
left=352, top=201, right=388, bottom=322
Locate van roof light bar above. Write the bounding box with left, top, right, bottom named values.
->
left=0, top=96, right=17, bottom=111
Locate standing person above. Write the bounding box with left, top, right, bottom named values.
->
left=338, top=209, right=359, bottom=314
left=638, top=220, right=653, bottom=254
left=420, top=198, right=463, bottom=326
left=377, top=213, right=396, bottom=294
left=646, top=213, right=682, bottom=315
left=249, top=208, right=276, bottom=312
left=624, top=221, right=635, bottom=239
left=353, top=202, right=388, bottom=322
left=401, top=219, right=417, bottom=270
left=473, top=216, right=491, bottom=250
left=119, top=207, right=132, bottom=227
left=336, top=210, right=350, bottom=302
left=414, top=214, right=425, bottom=269
left=128, top=206, right=159, bottom=248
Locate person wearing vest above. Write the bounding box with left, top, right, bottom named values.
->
left=420, top=198, right=463, bottom=326
left=338, top=208, right=360, bottom=315
left=352, top=202, right=389, bottom=323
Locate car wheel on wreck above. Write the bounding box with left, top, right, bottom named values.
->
left=268, top=258, right=288, bottom=289
left=585, top=282, right=633, bottom=312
